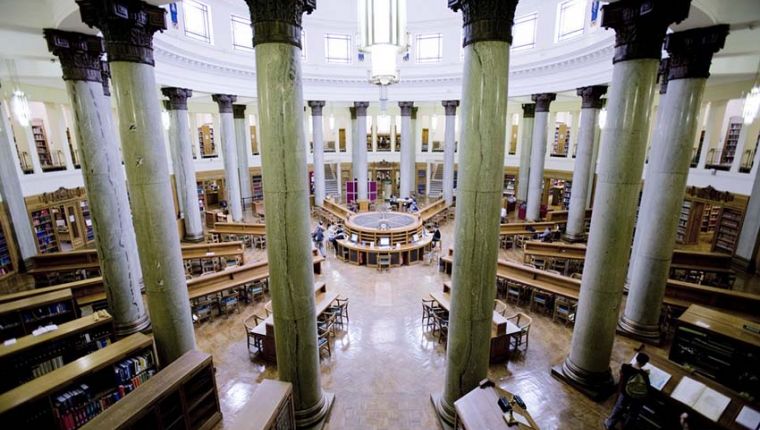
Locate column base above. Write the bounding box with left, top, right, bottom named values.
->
left=617, top=316, right=662, bottom=345
left=550, top=358, right=615, bottom=401
left=295, top=391, right=334, bottom=429
left=184, top=233, right=205, bottom=243
left=430, top=392, right=455, bottom=430
left=113, top=313, right=152, bottom=338
left=561, top=233, right=586, bottom=243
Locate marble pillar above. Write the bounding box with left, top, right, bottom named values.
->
left=244, top=0, right=333, bottom=427
left=586, top=104, right=604, bottom=209
left=233, top=105, right=253, bottom=203
left=555, top=0, right=692, bottom=397
left=308, top=101, right=326, bottom=207
left=621, top=26, right=729, bottom=341
left=77, top=0, right=196, bottom=364
left=526, top=93, right=555, bottom=221
left=432, top=0, right=518, bottom=425
left=564, top=86, right=606, bottom=242
left=349, top=106, right=357, bottom=194
left=354, top=102, right=369, bottom=200
left=44, top=29, right=150, bottom=336
left=516, top=103, right=535, bottom=204
left=162, top=87, right=204, bottom=242
left=442, top=100, right=459, bottom=206
left=212, top=94, right=244, bottom=222
left=399, top=101, right=414, bottom=198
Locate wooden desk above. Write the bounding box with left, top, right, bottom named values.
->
left=545, top=208, right=592, bottom=226
left=322, top=199, right=353, bottom=222
left=454, top=381, right=539, bottom=429
left=0, top=277, right=104, bottom=305
left=522, top=241, right=586, bottom=274
left=209, top=222, right=266, bottom=237
left=228, top=379, right=294, bottom=430
left=419, top=198, right=448, bottom=222
left=663, top=279, right=760, bottom=320
left=0, top=289, right=78, bottom=341
left=336, top=236, right=432, bottom=267
left=500, top=221, right=558, bottom=237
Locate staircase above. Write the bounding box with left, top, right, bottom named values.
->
left=325, top=163, right=340, bottom=198
left=428, top=163, right=443, bottom=199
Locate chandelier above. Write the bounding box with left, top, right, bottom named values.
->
left=358, top=0, right=408, bottom=111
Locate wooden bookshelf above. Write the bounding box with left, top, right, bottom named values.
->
left=0, top=289, right=77, bottom=342
left=252, top=175, right=264, bottom=201
left=720, top=119, right=742, bottom=165
left=80, top=350, right=221, bottom=430
left=31, top=120, right=53, bottom=170
left=712, top=207, right=744, bottom=254
left=0, top=333, right=155, bottom=429
left=676, top=199, right=703, bottom=245
left=31, top=208, right=59, bottom=254
left=0, top=215, right=14, bottom=278
left=562, top=180, right=572, bottom=210
left=198, top=124, right=216, bottom=158
left=552, top=122, right=570, bottom=156
left=27, top=188, right=92, bottom=254
left=228, top=379, right=294, bottom=430
left=669, top=305, right=760, bottom=400
left=79, top=200, right=94, bottom=244
left=0, top=311, right=113, bottom=392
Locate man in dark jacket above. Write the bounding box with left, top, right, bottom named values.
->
left=604, top=352, right=651, bottom=429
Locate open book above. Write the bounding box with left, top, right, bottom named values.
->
left=671, top=376, right=731, bottom=422
left=629, top=356, right=671, bottom=391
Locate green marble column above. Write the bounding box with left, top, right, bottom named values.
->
left=554, top=0, right=692, bottom=398
left=244, top=1, right=333, bottom=428
left=432, top=0, right=518, bottom=426
left=77, top=0, right=196, bottom=365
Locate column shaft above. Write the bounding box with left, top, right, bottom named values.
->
left=234, top=108, right=252, bottom=203
left=526, top=111, right=549, bottom=220
left=309, top=103, right=326, bottom=207
left=213, top=95, right=243, bottom=222
left=565, top=108, right=598, bottom=240
left=355, top=103, right=369, bottom=200
left=442, top=108, right=457, bottom=206
left=399, top=103, right=413, bottom=197
left=516, top=106, right=535, bottom=203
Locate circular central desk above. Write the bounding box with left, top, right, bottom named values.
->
left=335, top=211, right=433, bottom=268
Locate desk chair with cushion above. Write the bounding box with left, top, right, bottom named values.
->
left=192, top=295, right=217, bottom=323
left=530, top=289, right=553, bottom=315
left=244, top=313, right=265, bottom=355
left=500, top=235, right=514, bottom=250
left=246, top=280, right=268, bottom=303
left=506, top=282, right=523, bottom=305
left=506, top=312, right=532, bottom=352
left=219, top=290, right=240, bottom=316
left=530, top=257, right=546, bottom=271
left=378, top=253, right=391, bottom=271
left=552, top=296, right=576, bottom=326
left=493, top=299, right=508, bottom=317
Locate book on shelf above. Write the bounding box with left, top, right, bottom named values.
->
left=670, top=376, right=730, bottom=422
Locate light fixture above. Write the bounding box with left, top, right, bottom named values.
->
left=11, top=90, right=31, bottom=128
left=161, top=110, right=171, bottom=131
left=598, top=107, right=607, bottom=129
left=359, top=0, right=408, bottom=112
left=329, top=114, right=335, bottom=130
left=743, top=85, right=759, bottom=125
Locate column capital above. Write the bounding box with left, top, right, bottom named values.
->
left=76, top=0, right=167, bottom=66
left=161, top=87, right=193, bottom=110
left=531, top=93, right=556, bottom=113
left=43, top=29, right=105, bottom=84
left=354, top=101, right=369, bottom=117
left=349, top=106, right=356, bottom=120
left=449, top=0, right=519, bottom=47
left=233, top=104, right=247, bottom=119
left=100, top=60, right=112, bottom=96
left=308, top=100, right=325, bottom=116
left=399, top=101, right=415, bottom=116
left=577, top=85, right=607, bottom=109
left=664, top=24, right=729, bottom=81
left=521, top=103, right=535, bottom=118
left=212, top=94, right=237, bottom=113
left=244, top=0, right=315, bottom=48
left=601, top=0, right=691, bottom=64
left=442, top=100, right=459, bottom=116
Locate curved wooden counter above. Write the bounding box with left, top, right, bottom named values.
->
left=335, top=235, right=433, bottom=267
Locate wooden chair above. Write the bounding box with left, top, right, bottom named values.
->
left=246, top=280, right=268, bottom=303
left=432, top=311, right=449, bottom=344
left=530, top=289, right=553, bottom=314
left=318, top=312, right=338, bottom=337
left=530, top=257, right=546, bottom=270
left=552, top=296, right=576, bottom=326
left=219, top=290, right=240, bottom=316
left=318, top=322, right=332, bottom=358
left=244, top=313, right=265, bottom=354
left=506, top=282, right=523, bottom=305
left=493, top=299, right=508, bottom=317
left=378, top=254, right=391, bottom=272
left=328, top=297, right=349, bottom=326
left=422, top=297, right=438, bottom=331
left=506, top=312, right=532, bottom=352
left=570, top=272, right=583, bottom=280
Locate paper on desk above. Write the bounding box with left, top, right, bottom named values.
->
left=693, top=387, right=730, bottom=422
left=630, top=357, right=671, bottom=391
left=671, top=376, right=705, bottom=407
left=736, top=406, right=760, bottom=430
left=513, top=412, right=532, bottom=428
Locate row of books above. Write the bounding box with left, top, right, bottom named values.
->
left=52, top=383, right=122, bottom=430
left=21, top=302, right=71, bottom=323
left=30, top=354, right=64, bottom=379
left=113, top=351, right=154, bottom=385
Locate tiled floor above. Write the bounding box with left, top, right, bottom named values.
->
left=197, top=218, right=658, bottom=430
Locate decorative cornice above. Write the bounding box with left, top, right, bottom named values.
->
left=442, top=100, right=459, bottom=116
left=601, top=0, right=691, bottom=63
left=233, top=104, right=247, bottom=119
left=308, top=100, right=325, bottom=116
left=664, top=24, right=729, bottom=81
left=521, top=103, right=535, bottom=118
left=657, top=58, right=670, bottom=94
left=76, top=0, right=167, bottom=66
left=161, top=87, right=192, bottom=110
left=43, top=29, right=105, bottom=84
left=577, top=85, right=607, bottom=109
left=448, top=0, right=519, bottom=47
left=354, top=101, right=369, bottom=117
left=531, top=93, right=556, bottom=113
left=244, top=0, right=315, bottom=48
left=399, top=101, right=414, bottom=116
left=212, top=94, right=237, bottom=113
left=100, top=60, right=112, bottom=96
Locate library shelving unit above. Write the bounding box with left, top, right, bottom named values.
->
left=0, top=289, right=78, bottom=342
left=26, top=187, right=92, bottom=253
left=0, top=218, right=13, bottom=278
left=79, top=200, right=94, bottom=244
left=669, top=305, right=759, bottom=400
left=551, top=122, right=571, bottom=156
left=719, top=118, right=742, bottom=166
left=712, top=207, right=745, bottom=254
left=80, top=350, right=221, bottom=430
left=562, top=180, right=573, bottom=210
left=195, top=178, right=225, bottom=208
left=31, top=120, right=53, bottom=170
left=503, top=174, right=516, bottom=197
left=676, top=199, right=703, bottom=245
left=700, top=204, right=722, bottom=233
left=0, top=311, right=114, bottom=392
left=228, top=379, right=294, bottom=430
left=416, top=167, right=426, bottom=196
left=198, top=124, right=216, bottom=158
left=251, top=175, right=264, bottom=201
left=31, top=208, right=59, bottom=254
left=0, top=333, right=156, bottom=429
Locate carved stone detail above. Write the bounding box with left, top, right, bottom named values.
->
left=442, top=100, right=459, bottom=116
left=665, top=25, right=729, bottom=81
left=531, top=93, right=556, bottom=113
left=399, top=101, right=415, bottom=117
left=521, top=103, right=536, bottom=118
left=577, top=85, right=607, bottom=109
left=244, top=0, right=315, bottom=48
left=308, top=100, right=325, bottom=116
left=100, top=60, right=112, bottom=96
left=354, top=101, right=369, bottom=117
left=233, top=104, right=247, bottom=119
left=212, top=94, right=237, bottom=114
left=44, top=29, right=105, bottom=84
left=448, top=0, right=519, bottom=47
left=76, top=0, right=167, bottom=65
left=657, top=58, right=671, bottom=94
left=161, top=87, right=192, bottom=111
left=601, top=0, right=691, bottom=63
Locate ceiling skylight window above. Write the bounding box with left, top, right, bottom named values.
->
left=231, top=15, right=253, bottom=51
left=556, top=0, right=586, bottom=42
left=183, top=0, right=212, bottom=44
left=325, top=34, right=352, bottom=64
left=415, top=34, right=442, bottom=63
left=512, top=13, right=537, bottom=51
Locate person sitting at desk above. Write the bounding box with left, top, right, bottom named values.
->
left=432, top=226, right=441, bottom=249
left=500, top=206, right=507, bottom=223
left=328, top=226, right=344, bottom=254
left=409, top=198, right=419, bottom=213
left=539, top=227, right=553, bottom=242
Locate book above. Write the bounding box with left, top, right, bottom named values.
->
left=671, top=376, right=731, bottom=422
left=629, top=356, right=671, bottom=391
left=736, top=406, right=760, bottom=430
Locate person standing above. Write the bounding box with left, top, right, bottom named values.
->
left=604, top=352, right=652, bottom=430
left=313, top=222, right=326, bottom=257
